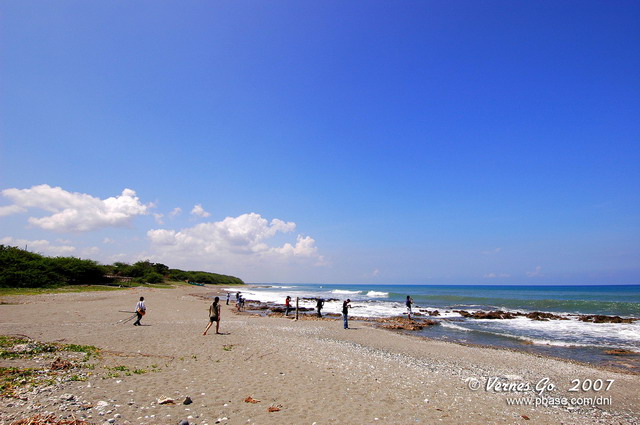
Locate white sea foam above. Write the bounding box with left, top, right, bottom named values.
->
left=366, top=291, right=389, bottom=298
left=228, top=285, right=640, bottom=352
left=331, top=289, right=362, bottom=295
left=439, top=321, right=472, bottom=332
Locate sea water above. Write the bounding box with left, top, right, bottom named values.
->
left=228, top=284, right=640, bottom=369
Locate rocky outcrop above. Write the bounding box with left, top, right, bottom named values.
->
left=375, top=317, right=438, bottom=331
left=579, top=315, right=637, bottom=324
left=522, top=311, right=568, bottom=321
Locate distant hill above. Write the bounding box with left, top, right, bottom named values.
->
left=0, top=245, right=244, bottom=288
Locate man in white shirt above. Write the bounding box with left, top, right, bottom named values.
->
left=134, top=296, right=146, bottom=326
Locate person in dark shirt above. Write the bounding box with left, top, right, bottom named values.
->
left=316, top=298, right=325, bottom=317
left=406, top=295, right=414, bottom=319
left=203, top=296, right=221, bottom=335
left=342, top=299, right=351, bottom=329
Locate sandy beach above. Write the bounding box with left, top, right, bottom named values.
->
left=1, top=285, right=638, bottom=425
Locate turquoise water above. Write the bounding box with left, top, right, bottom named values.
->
left=237, top=284, right=640, bottom=369
left=295, top=283, right=640, bottom=316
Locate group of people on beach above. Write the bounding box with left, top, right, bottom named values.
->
left=284, top=296, right=352, bottom=328
left=131, top=291, right=416, bottom=334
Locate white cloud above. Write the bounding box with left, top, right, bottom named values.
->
left=146, top=212, right=324, bottom=272
left=484, top=272, right=511, bottom=279
left=526, top=266, right=543, bottom=278
left=153, top=213, right=164, bottom=225
left=169, top=207, right=182, bottom=217
left=191, top=204, right=211, bottom=218
left=0, top=185, right=149, bottom=232
left=0, top=205, right=27, bottom=216
left=81, top=246, right=100, bottom=256
left=1, top=236, right=76, bottom=256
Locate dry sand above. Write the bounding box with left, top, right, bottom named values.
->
left=1, top=285, right=638, bottom=425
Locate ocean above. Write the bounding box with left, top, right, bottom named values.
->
left=229, top=283, right=640, bottom=370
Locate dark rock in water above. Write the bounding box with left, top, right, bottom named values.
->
left=302, top=297, right=339, bottom=302
left=579, top=315, right=637, bottom=324
left=524, top=311, right=568, bottom=321
left=375, top=317, right=438, bottom=331
left=428, top=310, right=440, bottom=316
left=271, top=306, right=313, bottom=313
left=472, top=310, right=515, bottom=319
left=454, top=310, right=518, bottom=319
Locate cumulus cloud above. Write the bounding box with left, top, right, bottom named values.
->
left=0, top=236, right=76, bottom=256
left=146, top=212, right=324, bottom=270
left=0, top=185, right=149, bottom=232
left=191, top=204, right=210, bottom=218
left=0, top=205, right=27, bottom=216
left=169, top=207, right=182, bottom=218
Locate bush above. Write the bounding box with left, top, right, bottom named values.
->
left=0, top=245, right=244, bottom=288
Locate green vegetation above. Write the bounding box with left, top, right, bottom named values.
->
left=0, top=366, right=37, bottom=397
left=0, top=285, right=125, bottom=296
left=0, top=336, right=100, bottom=397
left=0, top=336, right=101, bottom=360
left=0, top=245, right=244, bottom=288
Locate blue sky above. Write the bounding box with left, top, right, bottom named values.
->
left=1, top=1, right=639, bottom=284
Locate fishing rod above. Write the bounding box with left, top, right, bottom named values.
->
left=116, top=310, right=138, bottom=324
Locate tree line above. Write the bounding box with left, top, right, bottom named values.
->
left=0, top=245, right=244, bottom=288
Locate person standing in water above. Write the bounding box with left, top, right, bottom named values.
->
left=406, top=295, right=414, bottom=319
left=133, top=296, right=146, bottom=326
left=316, top=298, right=325, bottom=318
left=203, top=296, right=221, bottom=335
left=342, top=299, right=351, bottom=329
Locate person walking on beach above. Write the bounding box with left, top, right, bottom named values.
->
left=226, top=293, right=230, bottom=305
left=203, top=296, right=221, bottom=335
left=406, top=295, right=414, bottom=319
left=285, top=296, right=292, bottom=316
left=342, top=299, right=351, bottom=329
left=316, top=298, right=325, bottom=318
left=133, top=296, right=146, bottom=326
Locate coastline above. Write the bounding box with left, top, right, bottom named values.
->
left=1, top=285, right=639, bottom=425
left=235, top=283, right=640, bottom=373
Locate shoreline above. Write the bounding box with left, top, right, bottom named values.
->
left=223, top=290, right=640, bottom=375
left=231, top=284, right=640, bottom=372
left=1, top=285, right=639, bottom=424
